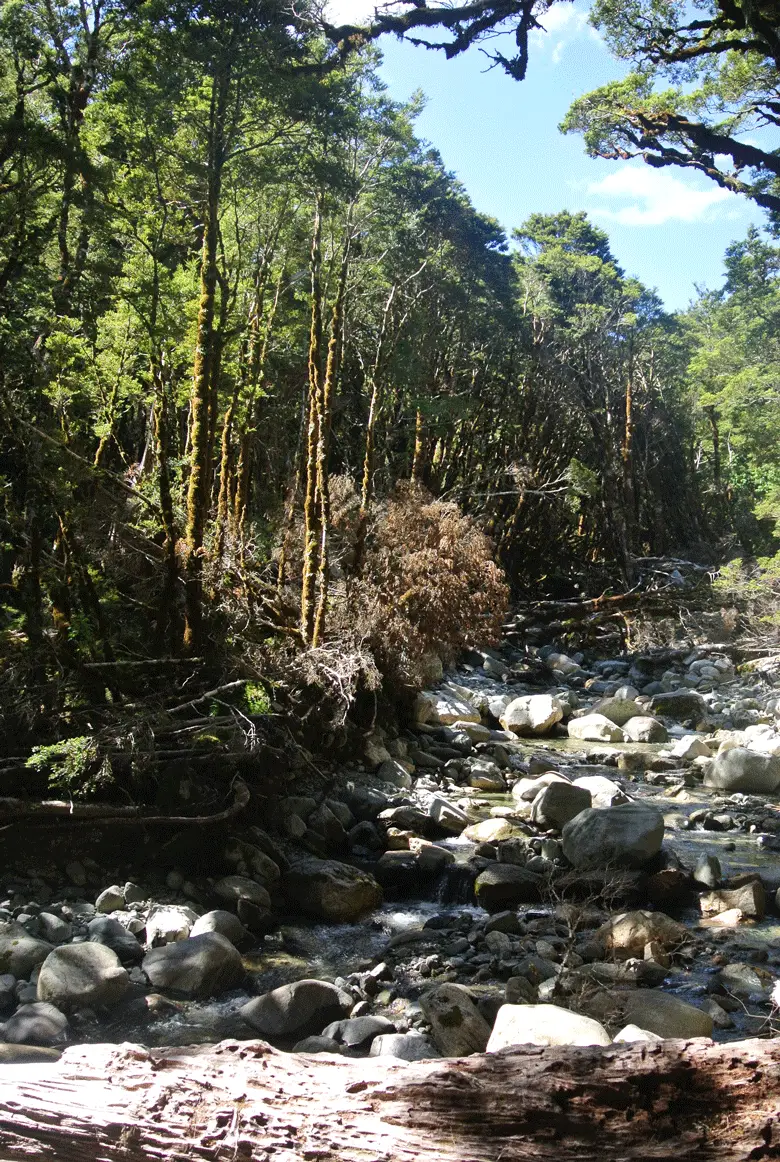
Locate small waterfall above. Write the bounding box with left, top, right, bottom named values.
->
left=436, top=863, right=477, bottom=905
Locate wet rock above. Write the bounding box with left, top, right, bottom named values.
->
left=701, top=879, right=766, bottom=920
left=622, top=717, right=669, bottom=743
left=283, top=859, right=382, bottom=922
left=468, top=760, right=506, bottom=792
left=95, top=886, right=125, bottom=914
left=649, top=690, right=706, bottom=721
left=500, top=695, right=563, bottom=737
left=419, top=983, right=491, bottom=1056
left=561, top=802, right=664, bottom=869
left=703, top=748, right=780, bottom=794
left=531, top=782, right=591, bottom=830
left=321, top=1015, right=396, bottom=1047
left=37, top=944, right=129, bottom=1010
left=568, top=715, right=624, bottom=743
left=145, top=905, right=197, bottom=946
left=1, top=1002, right=68, bottom=1046
left=464, top=819, right=526, bottom=844
left=571, top=775, right=627, bottom=809
left=88, top=917, right=144, bottom=964
left=241, top=979, right=349, bottom=1040
left=474, top=865, right=542, bottom=912
left=693, top=854, right=722, bottom=889
left=713, top=963, right=770, bottom=998
left=487, top=1003, right=611, bottom=1051
left=428, top=795, right=470, bottom=835
left=369, top=1032, right=439, bottom=1060
left=189, top=910, right=251, bottom=948
left=0, top=923, right=53, bottom=978
left=595, top=911, right=688, bottom=960
left=604, top=989, right=713, bottom=1039
left=142, top=933, right=244, bottom=999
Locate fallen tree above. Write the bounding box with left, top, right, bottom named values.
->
left=1, top=1035, right=779, bottom=1160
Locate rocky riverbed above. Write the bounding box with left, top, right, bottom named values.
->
left=4, top=615, right=780, bottom=1064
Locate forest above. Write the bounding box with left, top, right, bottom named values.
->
left=1, top=3, right=780, bottom=1159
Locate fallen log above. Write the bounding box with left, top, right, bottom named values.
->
left=1, top=1035, right=780, bottom=1161
left=0, top=778, right=249, bottom=831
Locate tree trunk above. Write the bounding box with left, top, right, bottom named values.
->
left=2, top=1036, right=780, bottom=1160
left=183, top=60, right=230, bottom=651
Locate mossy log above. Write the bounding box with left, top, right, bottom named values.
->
left=1, top=1035, right=779, bottom=1160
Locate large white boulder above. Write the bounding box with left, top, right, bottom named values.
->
left=500, top=695, right=563, bottom=736
left=568, top=714, right=624, bottom=743
left=703, top=747, right=780, bottom=793
left=487, top=1004, right=610, bottom=1052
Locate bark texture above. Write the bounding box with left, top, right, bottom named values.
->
left=1, top=1035, right=780, bottom=1161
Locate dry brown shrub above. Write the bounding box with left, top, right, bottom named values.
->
left=344, top=480, right=509, bottom=688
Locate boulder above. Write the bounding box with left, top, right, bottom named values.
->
left=419, top=983, right=491, bottom=1056
left=614, top=989, right=713, bottom=1039
left=95, top=886, right=125, bottom=914
left=571, top=775, right=628, bottom=809
left=87, top=917, right=144, bottom=964
left=241, top=979, right=349, bottom=1040
left=561, top=802, right=664, bottom=869
left=37, top=914, right=72, bottom=945
left=622, top=717, right=669, bottom=744
left=213, top=876, right=271, bottom=910
left=474, top=865, right=542, bottom=912
left=500, top=695, right=563, bottom=737
left=714, top=963, right=771, bottom=998
left=700, top=881, right=765, bottom=920
left=671, top=736, right=712, bottom=761
left=512, top=773, right=570, bottom=803
left=648, top=690, right=706, bottom=721
left=1, top=1002, right=68, bottom=1046
left=567, top=715, right=624, bottom=743
left=145, top=905, right=197, bottom=946
left=595, top=910, right=688, bottom=960
left=142, top=932, right=243, bottom=998
left=703, top=748, right=780, bottom=794
left=531, top=782, right=591, bottom=830
left=0, top=922, right=53, bottom=978
left=283, top=859, right=382, bottom=922
left=613, top=1024, right=663, bottom=1044
left=693, top=854, right=721, bottom=889
left=415, top=685, right=481, bottom=726
left=37, top=944, right=129, bottom=1010
left=369, top=1032, right=439, bottom=1061
left=190, top=910, right=251, bottom=948
left=463, top=819, right=526, bottom=844
left=224, top=839, right=281, bottom=886
left=486, top=1004, right=611, bottom=1052
left=593, top=698, right=645, bottom=727
left=321, top=1016, right=395, bottom=1047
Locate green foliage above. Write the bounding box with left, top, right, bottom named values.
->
left=244, top=682, right=271, bottom=715
left=26, top=737, right=113, bottom=796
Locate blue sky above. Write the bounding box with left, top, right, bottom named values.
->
left=330, top=0, right=768, bottom=311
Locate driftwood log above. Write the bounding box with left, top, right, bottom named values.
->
left=1, top=1035, right=780, bottom=1161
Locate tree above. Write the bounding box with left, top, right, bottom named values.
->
left=561, top=0, right=780, bottom=218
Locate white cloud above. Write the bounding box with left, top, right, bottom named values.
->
left=325, top=0, right=374, bottom=25
left=587, top=166, right=733, bottom=226
left=529, top=2, right=599, bottom=64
